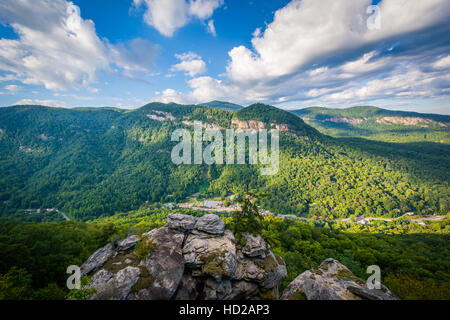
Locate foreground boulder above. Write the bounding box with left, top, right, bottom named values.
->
left=281, top=258, right=399, bottom=300
left=80, top=214, right=287, bottom=300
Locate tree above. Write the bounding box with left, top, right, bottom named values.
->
left=0, top=267, right=32, bottom=300
left=230, top=193, right=265, bottom=245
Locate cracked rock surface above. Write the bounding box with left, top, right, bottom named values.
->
left=80, top=214, right=286, bottom=300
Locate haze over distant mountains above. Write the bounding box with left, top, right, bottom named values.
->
left=197, top=102, right=449, bottom=143
left=291, top=106, right=450, bottom=143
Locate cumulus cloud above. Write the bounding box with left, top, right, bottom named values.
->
left=133, top=0, right=223, bottom=37
left=158, top=0, right=450, bottom=109
left=226, top=0, right=450, bottom=83
left=0, top=0, right=158, bottom=91
left=170, top=52, right=207, bottom=77
left=159, top=88, right=189, bottom=104
left=189, top=0, right=223, bottom=19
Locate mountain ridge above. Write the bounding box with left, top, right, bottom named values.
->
left=0, top=102, right=448, bottom=220
left=292, top=105, right=450, bottom=121
left=290, top=105, right=449, bottom=143
left=5, top=103, right=449, bottom=119
left=197, top=100, right=243, bottom=111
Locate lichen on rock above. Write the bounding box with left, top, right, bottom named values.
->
left=80, top=215, right=398, bottom=301
left=80, top=213, right=286, bottom=300
left=281, top=258, right=399, bottom=300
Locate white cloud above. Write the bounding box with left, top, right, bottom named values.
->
left=133, top=0, right=189, bottom=37
left=53, top=92, right=95, bottom=101
left=0, top=0, right=158, bottom=91
left=188, top=76, right=234, bottom=102
left=207, top=20, right=217, bottom=37
left=14, top=99, right=67, bottom=107
left=4, top=84, right=22, bottom=92
left=170, top=52, right=207, bottom=77
left=158, top=0, right=450, bottom=110
left=226, top=0, right=450, bottom=84
left=340, top=52, right=388, bottom=75
left=366, top=0, right=450, bottom=41
left=134, top=0, right=223, bottom=37
left=158, top=88, right=188, bottom=104
left=433, top=54, right=450, bottom=70
left=175, top=52, right=201, bottom=60
left=87, top=87, right=99, bottom=94
left=189, top=0, right=223, bottom=19
left=226, top=0, right=370, bottom=83
left=0, top=74, right=19, bottom=82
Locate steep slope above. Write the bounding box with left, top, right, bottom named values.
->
left=282, top=258, right=398, bottom=300
left=0, top=103, right=448, bottom=221
left=81, top=214, right=287, bottom=300
left=291, top=106, right=450, bottom=143
left=233, top=103, right=322, bottom=138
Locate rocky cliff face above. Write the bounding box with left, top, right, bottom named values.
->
left=80, top=214, right=398, bottom=301
left=281, top=258, right=398, bottom=300
left=231, top=119, right=290, bottom=132
left=80, top=214, right=287, bottom=300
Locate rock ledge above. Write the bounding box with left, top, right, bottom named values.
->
left=81, top=214, right=286, bottom=300
left=281, top=258, right=399, bottom=300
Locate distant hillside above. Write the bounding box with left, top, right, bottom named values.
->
left=234, top=103, right=321, bottom=138
left=291, top=106, right=450, bottom=143
left=198, top=100, right=243, bottom=111
left=0, top=103, right=448, bottom=221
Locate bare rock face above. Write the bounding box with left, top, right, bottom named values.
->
left=90, top=267, right=141, bottom=300
left=81, top=214, right=286, bottom=300
left=281, top=258, right=399, bottom=300
left=80, top=243, right=114, bottom=276
left=116, top=235, right=139, bottom=251
left=194, top=214, right=225, bottom=235
left=231, top=119, right=266, bottom=130
left=166, top=214, right=197, bottom=233
left=129, top=227, right=185, bottom=300
left=174, top=273, right=199, bottom=300
left=242, top=233, right=268, bottom=258
left=183, top=229, right=237, bottom=278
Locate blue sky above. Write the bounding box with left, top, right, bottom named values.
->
left=0, top=0, right=449, bottom=114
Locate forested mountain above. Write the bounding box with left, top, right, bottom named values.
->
left=291, top=106, right=450, bottom=143
left=0, top=103, right=449, bottom=301
left=0, top=207, right=448, bottom=300
left=0, top=103, right=448, bottom=221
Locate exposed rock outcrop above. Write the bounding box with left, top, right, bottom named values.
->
left=81, top=216, right=398, bottom=301
left=166, top=213, right=197, bottom=232
left=231, top=119, right=290, bottom=132
left=80, top=214, right=287, bottom=300
left=182, top=121, right=224, bottom=130
left=281, top=258, right=398, bottom=300
left=146, top=110, right=176, bottom=122
left=302, top=116, right=366, bottom=125
left=376, top=116, right=448, bottom=127
left=193, top=214, right=226, bottom=235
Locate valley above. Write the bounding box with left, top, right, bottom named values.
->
left=1, top=0, right=449, bottom=305
left=0, top=103, right=448, bottom=222
left=0, top=102, right=448, bottom=300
